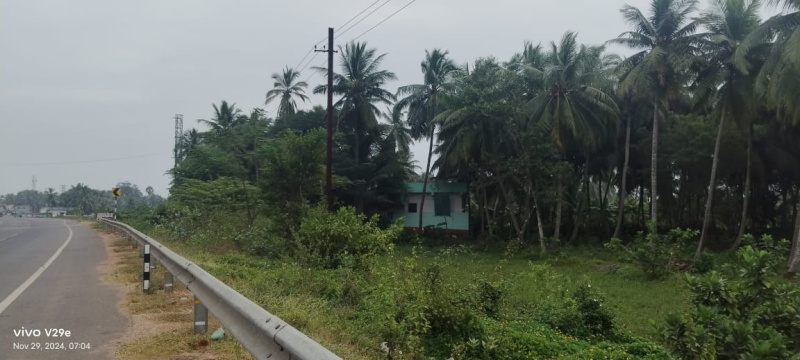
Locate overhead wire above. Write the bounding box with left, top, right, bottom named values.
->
left=304, top=0, right=420, bottom=84
left=0, top=153, right=168, bottom=167
left=351, top=0, right=418, bottom=41
left=335, top=0, right=393, bottom=40
left=294, top=0, right=385, bottom=71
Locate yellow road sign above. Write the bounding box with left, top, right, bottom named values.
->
left=112, top=187, right=121, bottom=197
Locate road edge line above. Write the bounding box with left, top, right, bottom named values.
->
left=0, top=220, right=74, bottom=315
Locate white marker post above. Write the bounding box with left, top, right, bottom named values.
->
left=143, top=244, right=150, bottom=293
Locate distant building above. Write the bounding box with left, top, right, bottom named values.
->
left=390, top=182, right=470, bottom=235
left=13, top=205, right=32, bottom=215
left=40, top=207, right=69, bottom=217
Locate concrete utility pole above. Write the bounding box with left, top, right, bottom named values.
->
left=316, top=28, right=336, bottom=210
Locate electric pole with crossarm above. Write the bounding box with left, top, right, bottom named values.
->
left=315, top=28, right=337, bottom=211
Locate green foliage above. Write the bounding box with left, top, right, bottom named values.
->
left=606, top=223, right=699, bottom=279
left=458, top=319, right=673, bottom=360
left=538, top=283, right=616, bottom=339
left=295, top=206, right=400, bottom=269
left=170, top=177, right=256, bottom=214
left=259, top=129, right=325, bottom=232
left=661, top=246, right=800, bottom=359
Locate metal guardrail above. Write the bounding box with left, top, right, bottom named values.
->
left=99, top=218, right=342, bottom=360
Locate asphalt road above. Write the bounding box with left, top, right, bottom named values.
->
left=0, top=217, right=127, bottom=360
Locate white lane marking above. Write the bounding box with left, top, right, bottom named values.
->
left=0, top=220, right=73, bottom=315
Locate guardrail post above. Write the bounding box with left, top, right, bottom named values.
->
left=151, top=256, right=157, bottom=271
left=143, top=244, right=150, bottom=293
left=193, top=295, right=208, bottom=333
left=164, top=271, right=173, bottom=292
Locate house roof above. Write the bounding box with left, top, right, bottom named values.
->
left=406, top=182, right=467, bottom=194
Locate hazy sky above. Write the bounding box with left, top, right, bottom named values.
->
left=0, top=0, right=783, bottom=197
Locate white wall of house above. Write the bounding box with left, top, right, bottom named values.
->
left=405, top=193, right=464, bottom=214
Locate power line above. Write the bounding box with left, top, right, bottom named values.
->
left=295, top=0, right=384, bottom=71
left=310, top=0, right=385, bottom=47
left=351, top=0, right=418, bottom=41
left=292, top=48, right=314, bottom=70
left=298, top=51, right=321, bottom=75
left=336, top=0, right=393, bottom=40
left=0, top=153, right=167, bottom=167
left=334, top=0, right=382, bottom=36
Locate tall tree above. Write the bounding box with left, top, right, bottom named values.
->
left=394, top=49, right=460, bottom=229
left=45, top=187, right=57, bottom=207
left=610, top=0, right=700, bottom=233
left=740, top=0, right=800, bottom=125
left=314, top=42, right=396, bottom=165
left=265, top=67, right=309, bottom=119
left=197, top=100, right=243, bottom=139
left=694, top=0, right=763, bottom=260
left=313, top=42, right=396, bottom=212
left=527, top=31, right=619, bottom=242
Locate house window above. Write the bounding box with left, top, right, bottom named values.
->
left=434, top=193, right=451, bottom=216
left=407, top=203, right=418, bottom=213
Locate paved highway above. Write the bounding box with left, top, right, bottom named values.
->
left=0, top=217, right=127, bottom=359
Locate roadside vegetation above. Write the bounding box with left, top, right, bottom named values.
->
left=111, top=0, right=800, bottom=358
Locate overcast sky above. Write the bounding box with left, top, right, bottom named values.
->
left=0, top=0, right=783, bottom=197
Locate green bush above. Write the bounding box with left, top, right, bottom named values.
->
left=540, top=283, right=616, bottom=339
left=294, top=206, right=400, bottom=269
left=661, top=246, right=800, bottom=359
left=458, top=318, right=673, bottom=360
left=606, top=222, right=699, bottom=279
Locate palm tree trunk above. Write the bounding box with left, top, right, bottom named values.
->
left=483, top=188, right=495, bottom=237
left=650, top=99, right=659, bottom=237
left=533, top=182, right=545, bottom=253
left=354, top=111, right=365, bottom=213
left=638, top=184, right=645, bottom=228
left=614, top=114, right=632, bottom=238
left=733, top=124, right=753, bottom=249
left=788, top=205, right=800, bottom=273
left=570, top=161, right=589, bottom=243
left=418, top=125, right=436, bottom=229
left=695, top=111, right=727, bottom=261
left=553, top=175, right=563, bottom=243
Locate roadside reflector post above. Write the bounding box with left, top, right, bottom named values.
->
left=143, top=244, right=151, bottom=293
left=193, top=295, right=208, bottom=333
left=164, top=271, right=173, bottom=292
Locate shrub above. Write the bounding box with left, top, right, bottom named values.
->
left=540, top=283, right=616, bottom=339
left=661, top=246, right=800, bottom=359
left=606, top=222, right=699, bottom=279
left=294, top=206, right=400, bottom=269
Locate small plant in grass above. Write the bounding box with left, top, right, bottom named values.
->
left=606, top=222, right=699, bottom=279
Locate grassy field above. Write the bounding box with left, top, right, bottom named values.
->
left=120, top=223, right=689, bottom=359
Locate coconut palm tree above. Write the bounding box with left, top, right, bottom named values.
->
left=527, top=31, right=620, bottom=242
left=265, top=67, right=309, bottom=119
left=693, top=0, right=764, bottom=260
left=197, top=100, right=243, bottom=139
left=394, top=49, right=460, bottom=229
left=313, top=42, right=396, bottom=212
left=313, top=42, right=396, bottom=165
left=609, top=0, right=701, bottom=233
left=384, top=107, right=413, bottom=156
left=45, top=188, right=57, bottom=207
left=739, top=0, right=800, bottom=125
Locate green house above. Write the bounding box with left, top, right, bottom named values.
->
left=391, top=182, right=469, bottom=235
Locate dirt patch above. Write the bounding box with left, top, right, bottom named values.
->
left=96, top=226, right=184, bottom=355
left=92, top=222, right=252, bottom=360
